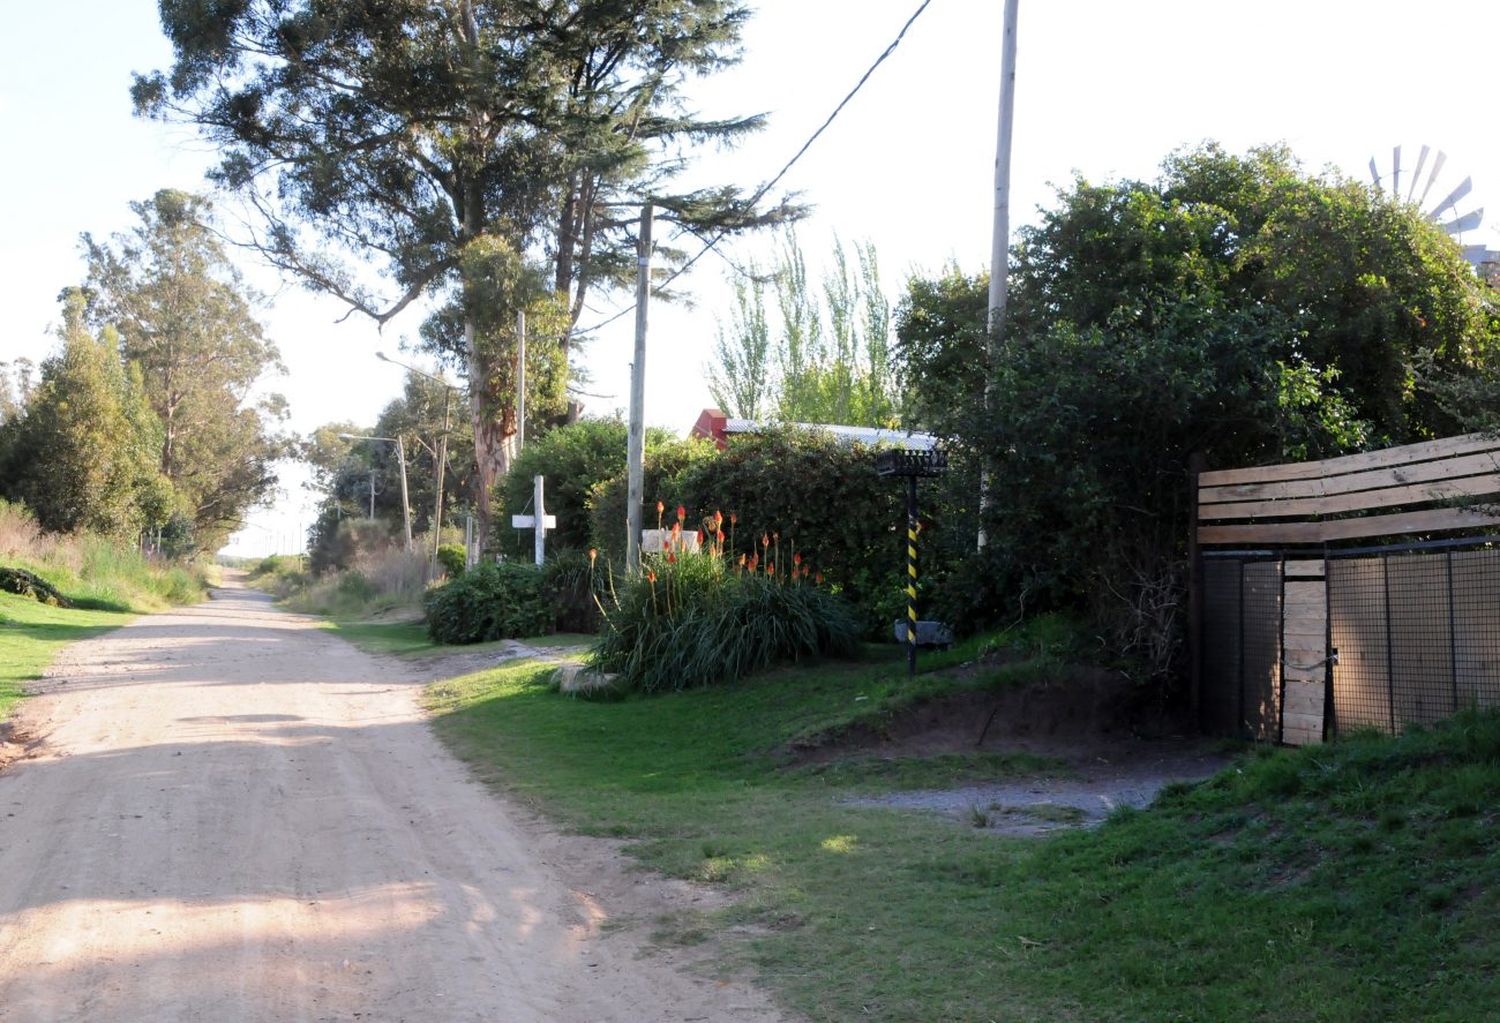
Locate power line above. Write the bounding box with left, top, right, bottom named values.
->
left=576, top=0, right=937, bottom=336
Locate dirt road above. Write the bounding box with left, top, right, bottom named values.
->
left=0, top=584, right=783, bottom=1023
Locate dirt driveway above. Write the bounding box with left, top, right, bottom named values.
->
left=0, top=584, right=783, bottom=1023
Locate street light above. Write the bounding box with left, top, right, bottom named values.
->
left=376, top=351, right=459, bottom=575
left=338, top=432, right=413, bottom=550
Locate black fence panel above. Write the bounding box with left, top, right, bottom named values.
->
left=1201, top=556, right=1281, bottom=741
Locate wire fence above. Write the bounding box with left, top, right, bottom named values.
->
left=1201, top=543, right=1500, bottom=740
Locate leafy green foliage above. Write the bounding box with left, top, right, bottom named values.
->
left=436, top=544, right=467, bottom=579
left=496, top=417, right=668, bottom=559
left=0, top=293, right=173, bottom=539
left=591, top=548, right=859, bottom=693
left=424, top=562, right=554, bottom=645
left=587, top=435, right=719, bottom=559
left=137, top=0, right=800, bottom=542
left=709, top=232, right=898, bottom=425
left=899, top=143, right=1500, bottom=678
left=654, top=429, right=905, bottom=635
left=82, top=190, right=288, bottom=550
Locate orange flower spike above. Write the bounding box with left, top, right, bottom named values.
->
left=716, top=529, right=725, bottom=543
left=729, top=512, right=738, bottom=526
left=676, top=504, right=686, bottom=523
left=713, top=509, right=724, bottom=529
left=761, top=533, right=769, bottom=548
left=738, top=552, right=747, bottom=566
left=815, top=572, right=824, bottom=585
left=766, top=562, right=775, bottom=575
left=647, top=570, right=657, bottom=584
left=588, top=547, right=598, bottom=565
left=793, top=552, right=802, bottom=567
left=666, top=551, right=676, bottom=563
left=656, top=500, right=664, bottom=515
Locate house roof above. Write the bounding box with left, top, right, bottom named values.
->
left=690, top=408, right=937, bottom=451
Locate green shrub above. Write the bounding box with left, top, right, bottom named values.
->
left=436, top=543, right=467, bottom=578
left=424, top=561, right=554, bottom=644
left=587, top=435, right=718, bottom=561
left=591, top=547, right=859, bottom=693
left=496, top=417, right=674, bottom=559
left=541, top=548, right=602, bottom=634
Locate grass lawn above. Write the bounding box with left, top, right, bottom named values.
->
left=0, top=592, right=134, bottom=718
left=327, top=618, right=593, bottom=658
left=422, top=652, right=1500, bottom=1023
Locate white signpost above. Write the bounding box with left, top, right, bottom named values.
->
left=510, top=475, right=557, bottom=566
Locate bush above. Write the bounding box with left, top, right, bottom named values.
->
left=587, top=435, right=718, bottom=561
left=436, top=543, right=467, bottom=578
left=424, top=561, right=554, bottom=644
left=496, top=417, right=673, bottom=559
left=591, top=547, right=859, bottom=693
left=626, top=429, right=907, bottom=637
left=541, top=548, right=602, bottom=634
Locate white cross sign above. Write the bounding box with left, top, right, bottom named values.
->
left=510, top=474, right=557, bottom=566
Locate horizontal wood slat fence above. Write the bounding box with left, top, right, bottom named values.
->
left=1197, top=432, right=1500, bottom=546
left=1191, top=433, right=1500, bottom=746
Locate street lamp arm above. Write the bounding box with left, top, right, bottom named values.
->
left=376, top=351, right=461, bottom=392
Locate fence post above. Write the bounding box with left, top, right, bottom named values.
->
left=1383, top=555, right=1397, bottom=735
left=1187, top=452, right=1205, bottom=731
left=1447, top=551, right=1459, bottom=715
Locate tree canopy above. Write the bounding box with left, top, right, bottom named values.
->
left=134, top=0, right=798, bottom=541
left=0, top=292, right=173, bottom=539
left=897, top=143, right=1500, bottom=679
left=708, top=233, right=898, bottom=426
left=81, top=190, right=289, bottom=551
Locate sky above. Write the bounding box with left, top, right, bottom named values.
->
left=4, top=1, right=1500, bottom=556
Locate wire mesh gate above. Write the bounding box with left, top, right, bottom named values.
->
left=1201, top=542, right=1500, bottom=741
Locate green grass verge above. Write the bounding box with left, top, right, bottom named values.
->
left=423, top=654, right=1500, bottom=1022
left=327, top=618, right=593, bottom=658
left=0, top=593, right=134, bottom=717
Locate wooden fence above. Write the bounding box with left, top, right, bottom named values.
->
left=1192, top=433, right=1500, bottom=746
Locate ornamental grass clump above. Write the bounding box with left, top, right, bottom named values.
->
left=589, top=514, right=858, bottom=693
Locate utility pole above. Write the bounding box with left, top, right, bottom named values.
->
left=396, top=435, right=413, bottom=550
left=516, top=308, right=527, bottom=453
left=979, top=0, right=1020, bottom=550
left=432, top=389, right=450, bottom=576
left=625, top=202, right=654, bottom=572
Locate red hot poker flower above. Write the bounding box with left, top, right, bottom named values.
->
left=646, top=570, right=658, bottom=583
left=729, top=512, right=738, bottom=526
left=793, top=552, right=802, bottom=567
left=716, top=529, right=725, bottom=543
left=815, top=572, right=824, bottom=585
left=588, top=547, right=598, bottom=564
left=666, top=551, right=676, bottom=563
left=656, top=500, right=664, bottom=515
left=761, top=533, right=770, bottom=548
left=676, top=504, right=686, bottom=523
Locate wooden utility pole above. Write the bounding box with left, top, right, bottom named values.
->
left=625, top=203, right=654, bottom=573
left=516, top=309, right=527, bottom=453
left=396, top=435, right=413, bottom=550
left=979, top=0, right=1020, bottom=550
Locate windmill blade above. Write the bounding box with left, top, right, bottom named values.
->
left=1431, top=176, right=1473, bottom=219
left=1419, top=151, right=1449, bottom=208
left=1393, top=146, right=1402, bottom=199
left=1439, top=207, right=1483, bottom=235
left=1408, top=145, right=1431, bottom=203
left=1369, top=156, right=1382, bottom=189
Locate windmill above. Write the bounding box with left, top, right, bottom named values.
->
left=1369, top=145, right=1498, bottom=269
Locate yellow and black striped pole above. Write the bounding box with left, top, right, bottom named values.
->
left=906, top=476, right=919, bottom=676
